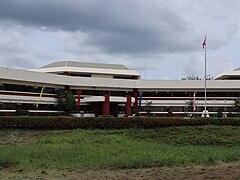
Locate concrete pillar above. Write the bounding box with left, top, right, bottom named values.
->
left=103, top=92, right=110, bottom=116
left=64, top=71, right=70, bottom=95
left=133, top=89, right=138, bottom=111
left=125, top=95, right=132, bottom=116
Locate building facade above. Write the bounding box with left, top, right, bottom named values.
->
left=0, top=60, right=240, bottom=117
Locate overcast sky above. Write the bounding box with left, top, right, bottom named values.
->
left=0, top=0, right=239, bottom=79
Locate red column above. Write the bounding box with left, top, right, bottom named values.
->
left=133, top=89, right=138, bottom=111
left=103, top=92, right=110, bottom=116
left=64, top=72, right=70, bottom=94
left=63, top=72, right=71, bottom=76
left=76, top=90, right=82, bottom=111
left=125, top=95, right=132, bottom=116
left=65, top=86, right=70, bottom=94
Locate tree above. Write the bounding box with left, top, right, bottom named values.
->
left=56, top=89, right=65, bottom=111
left=182, top=75, right=202, bottom=80
left=65, top=91, right=76, bottom=113
left=145, top=101, right=152, bottom=115
left=234, top=97, right=240, bottom=112
left=182, top=75, right=213, bottom=80
left=186, top=100, right=194, bottom=112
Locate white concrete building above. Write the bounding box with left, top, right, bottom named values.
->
left=0, top=60, right=239, bottom=117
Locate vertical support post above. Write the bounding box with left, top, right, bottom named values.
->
left=138, top=91, right=143, bottom=112
left=133, top=89, right=138, bottom=112
left=76, top=90, right=82, bottom=111
left=65, top=86, right=70, bottom=94
left=63, top=72, right=71, bottom=76
left=125, top=95, right=132, bottom=116
left=64, top=71, right=70, bottom=95
left=103, top=91, right=110, bottom=116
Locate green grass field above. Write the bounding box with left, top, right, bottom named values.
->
left=0, top=126, right=240, bottom=170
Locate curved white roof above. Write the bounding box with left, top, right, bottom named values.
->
left=215, top=68, right=240, bottom=80
left=41, top=61, right=129, bottom=70
left=32, top=61, right=140, bottom=78
left=33, top=66, right=140, bottom=77
left=1, top=67, right=240, bottom=92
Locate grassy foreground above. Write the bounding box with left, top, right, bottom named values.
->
left=0, top=126, right=240, bottom=170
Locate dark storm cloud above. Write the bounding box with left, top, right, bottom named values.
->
left=0, top=0, right=199, bottom=54
left=1, top=58, right=35, bottom=69
left=0, top=0, right=238, bottom=79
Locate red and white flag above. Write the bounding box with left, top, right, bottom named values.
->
left=202, top=36, right=207, bottom=49
left=193, top=92, right=197, bottom=111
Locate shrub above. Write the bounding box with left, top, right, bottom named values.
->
left=15, top=109, right=29, bottom=116
left=217, top=111, right=223, bottom=118
left=0, top=116, right=240, bottom=130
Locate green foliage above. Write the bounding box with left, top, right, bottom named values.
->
left=0, top=127, right=240, bottom=170
left=65, top=91, right=76, bottom=113
left=1, top=116, right=240, bottom=129
left=15, top=109, right=29, bottom=116
left=234, top=97, right=240, bottom=112
left=56, top=89, right=65, bottom=111
left=186, top=100, right=193, bottom=112
left=145, top=101, right=152, bottom=114
left=125, top=126, right=240, bottom=147
left=217, top=111, right=223, bottom=118
left=182, top=75, right=213, bottom=80
left=182, top=75, right=202, bottom=80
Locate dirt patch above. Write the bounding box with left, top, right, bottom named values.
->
left=1, top=161, right=240, bottom=180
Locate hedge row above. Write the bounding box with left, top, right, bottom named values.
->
left=1, top=116, right=240, bottom=129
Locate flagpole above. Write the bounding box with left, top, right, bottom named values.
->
left=204, top=36, right=207, bottom=116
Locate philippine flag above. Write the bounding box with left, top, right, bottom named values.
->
left=202, top=36, right=207, bottom=49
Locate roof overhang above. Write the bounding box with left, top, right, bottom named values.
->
left=215, top=71, right=240, bottom=80
left=1, top=67, right=240, bottom=92
left=31, top=66, right=140, bottom=77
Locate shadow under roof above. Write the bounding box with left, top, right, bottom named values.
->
left=41, top=61, right=129, bottom=70
left=234, top=67, right=240, bottom=71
